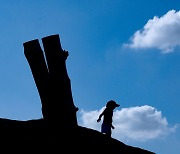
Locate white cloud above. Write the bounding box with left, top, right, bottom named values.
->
left=79, top=105, right=177, bottom=142
left=124, top=10, right=180, bottom=53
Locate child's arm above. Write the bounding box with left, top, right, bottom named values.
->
left=97, top=111, right=104, bottom=122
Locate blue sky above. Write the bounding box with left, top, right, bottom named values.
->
left=0, top=1, right=180, bottom=153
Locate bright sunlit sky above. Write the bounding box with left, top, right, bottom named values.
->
left=0, top=1, right=180, bottom=153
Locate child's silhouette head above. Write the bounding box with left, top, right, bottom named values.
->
left=106, top=100, right=120, bottom=109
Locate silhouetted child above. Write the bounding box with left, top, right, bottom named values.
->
left=97, top=100, right=120, bottom=137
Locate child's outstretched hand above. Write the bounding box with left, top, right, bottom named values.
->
left=97, top=118, right=101, bottom=122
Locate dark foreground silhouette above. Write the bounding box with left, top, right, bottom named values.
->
left=0, top=118, right=155, bottom=153
left=0, top=34, right=155, bottom=153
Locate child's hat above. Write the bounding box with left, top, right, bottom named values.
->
left=106, top=100, right=120, bottom=108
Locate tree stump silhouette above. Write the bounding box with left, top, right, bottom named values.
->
left=23, top=34, right=78, bottom=128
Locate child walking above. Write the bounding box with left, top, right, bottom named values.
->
left=97, top=100, right=120, bottom=137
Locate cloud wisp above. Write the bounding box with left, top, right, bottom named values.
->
left=79, top=105, right=177, bottom=142
left=124, top=10, right=180, bottom=53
